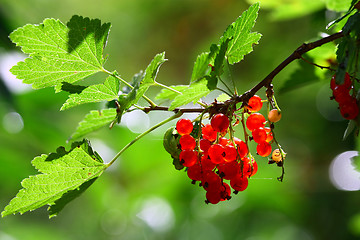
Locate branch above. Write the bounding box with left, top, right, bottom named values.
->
left=234, top=31, right=344, bottom=102
left=142, top=106, right=206, bottom=113
left=142, top=31, right=345, bottom=114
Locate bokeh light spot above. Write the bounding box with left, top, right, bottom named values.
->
left=3, top=112, right=24, bottom=134
left=329, top=151, right=360, bottom=191
left=122, top=110, right=150, bottom=133
left=136, top=197, right=175, bottom=232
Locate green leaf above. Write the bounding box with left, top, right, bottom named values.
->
left=279, top=55, right=318, bottom=93
left=163, top=127, right=184, bottom=170
left=71, top=108, right=117, bottom=140
left=61, top=75, right=120, bottom=111
left=169, top=77, right=215, bottom=110
left=60, top=82, right=87, bottom=94
left=134, top=52, right=167, bottom=103
left=213, top=38, right=231, bottom=76
left=191, top=51, right=215, bottom=82
left=155, top=85, right=188, bottom=101
left=10, top=15, right=111, bottom=91
left=1, top=140, right=106, bottom=218
left=326, top=0, right=353, bottom=11
left=247, top=0, right=325, bottom=20
left=216, top=93, right=231, bottom=102
left=221, top=3, right=262, bottom=64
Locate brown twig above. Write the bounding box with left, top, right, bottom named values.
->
left=143, top=31, right=345, bottom=114
left=233, top=31, right=344, bottom=103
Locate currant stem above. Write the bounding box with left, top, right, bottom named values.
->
left=105, top=111, right=183, bottom=168
left=218, top=76, right=235, bottom=97
left=103, top=68, right=157, bottom=108
left=154, top=82, right=182, bottom=94
left=270, top=127, right=286, bottom=182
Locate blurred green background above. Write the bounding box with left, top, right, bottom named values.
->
left=1, top=0, right=360, bottom=239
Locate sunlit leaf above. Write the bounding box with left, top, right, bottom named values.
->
left=10, top=15, right=111, bottom=91
left=61, top=75, right=120, bottom=111
left=71, top=109, right=117, bottom=140
left=169, top=77, right=216, bottom=110
left=221, top=3, right=261, bottom=64
left=155, top=85, right=188, bottom=101
left=1, top=140, right=106, bottom=218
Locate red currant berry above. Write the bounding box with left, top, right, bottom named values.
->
left=332, top=85, right=352, bottom=104
left=339, top=97, right=359, bottom=120
left=179, top=134, right=196, bottom=150
left=264, top=127, right=273, bottom=142
left=202, top=171, right=222, bottom=191
left=246, top=95, right=263, bottom=112
left=246, top=113, right=266, bottom=131
left=217, top=161, right=240, bottom=180
left=176, top=119, right=193, bottom=135
left=179, top=149, right=198, bottom=167
left=219, top=137, right=230, bottom=147
left=202, top=124, right=217, bottom=142
left=256, top=142, right=272, bottom=157
left=252, top=127, right=267, bottom=143
left=206, top=189, right=221, bottom=204
left=230, top=173, right=248, bottom=192
left=219, top=182, right=231, bottom=201
left=200, top=154, right=217, bottom=171
left=224, top=145, right=237, bottom=162
left=233, top=137, right=249, bottom=159
left=331, top=73, right=352, bottom=90
left=187, top=163, right=205, bottom=181
left=208, top=144, right=225, bottom=164
left=248, top=158, right=258, bottom=177
left=200, top=139, right=211, bottom=153
left=211, top=113, right=230, bottom=133
left=241, top=158, right=251, bottom=178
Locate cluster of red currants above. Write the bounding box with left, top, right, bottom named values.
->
left=330, top=73, right=359, bottom=120
left=172, top=95, right=283, bottom=204
left=246, top=96, right=281, bottom=159
left=176, top=114, right=256, bottom=204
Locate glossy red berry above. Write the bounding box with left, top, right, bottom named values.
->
left=252, top=127, right=267, bottom=143
left=200, top=154, right=216, bottom=171
left=246, top=95, right=263, bottom=112
left=205, top=188, right=222, bottom=204
left=179, top=134, right=196, bottom=150
left=246, top=113, right=266, bottom=131
left=176, top=119, right=193, bottom=135
left=256, top=142, right=272, bottom=157
left=217, top=161, right=240, bottom=180
left=187, top=164, right=205, bottom=181
left=224, top=145, right=237, bottom=162
left=264, top=127, right=273, bottom=142
left=205, top=182, right=231, bottom=204
left=202, top=171, right=222, bottom=191
left=200, top=139, right=211, bottom=152
left=233, top=137, right=248, bottom=159
left=219, top=137, right=229, bottom=147
left=208, top=144, right=225, bottom=164
left=248, top=158, right=258, bottom=177
left=339, top=97, right=359, bottom=120
left=219, top=183, right=231, bottom=201
left=179, top=149, right=198, bottom=167
left=330, top=72, right=352, bottom=90
left=202, top=124, right=217, bottom=142
left=211, top=113, right=230, bottom=133
left=230, top=174, right=248, bottom=192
